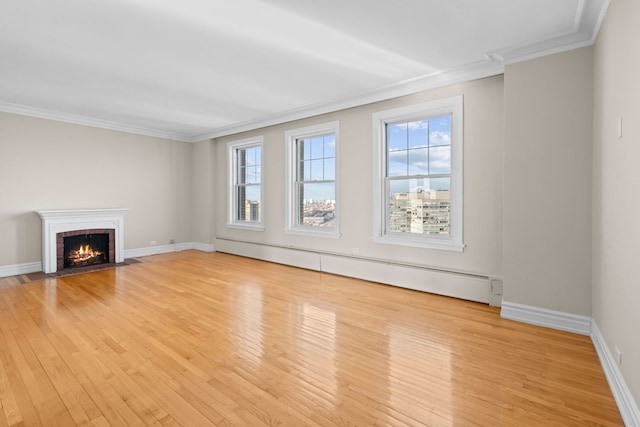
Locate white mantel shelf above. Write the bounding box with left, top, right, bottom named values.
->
left=36, top=208, right=128, bottom=274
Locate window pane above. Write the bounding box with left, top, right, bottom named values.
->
left=429, top=146, right=451, bottom=174
left=238, top=146, right=262, bottom=185
left=247, top=166, right=262, bottom=184
left=408, top=147, right=429, bottom=175
left=324, top=134, right=336, bottom=157
left=303, top=160, right=311, bottom=181
left=388, top=178, right=450, bottom=235
left=237, top=185, right=246, bottom=221
left=324, top=158, right=335, bottom=180
left=387, top=123, right=407, bottom=151
left=300, top=182, right=335, bottom=228
left=246, top=147, right=255, bottom=165
left=388, top=150, right=408, bottom=177
left=245, top=185, right=261, bottom=202
left=254, top=146, right=261, bottom=165
left=310, top=159, right=323, bottom=180
left=310, top=137, right=324, bottom=159
left=245, top=166, right=254, bottom=184
left=408, top=120, right=428, bottom=148
left=237, top=184, right=261, bottom=222
left=429, top=115, right=451, bottom=147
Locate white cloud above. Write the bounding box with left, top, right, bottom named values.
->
left=407, top=120, right=429, bottom=131
left=429, top=130, right=450, bottom=146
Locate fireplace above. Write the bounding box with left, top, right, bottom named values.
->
left=36, top=209, right=128, bottom=274
left=58, top=229, right=115, bottom=270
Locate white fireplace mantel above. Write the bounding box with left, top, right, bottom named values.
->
left=36, top=208, right=128, bottom=273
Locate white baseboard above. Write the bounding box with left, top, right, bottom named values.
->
left=0, top=261, right=42, bottom=278
left=124, top=242, right=215, bottom=259
left=500, top=301, right=592, bottom=335
left=190, top=242, right=215, bottom=252
left=591, top=321, right=640, bottom=427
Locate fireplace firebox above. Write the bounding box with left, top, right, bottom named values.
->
left=64, top=233, right=109, bottom=268
left=56, top=228, right=116, bottom=271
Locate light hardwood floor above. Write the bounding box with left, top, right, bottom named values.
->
left=0, top=251, right=623, bottom=426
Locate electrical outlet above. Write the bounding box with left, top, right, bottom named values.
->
left=150, top=240, right=156, bottom=246
left=614, top=345, right=622, bottom=366
left=352, top=247, right=360, bottom=254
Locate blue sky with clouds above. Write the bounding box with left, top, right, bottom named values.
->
left=387, top=114, right=451, bottom=195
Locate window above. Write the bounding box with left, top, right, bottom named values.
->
left=372, top=96, right=463, bottom=251
left=227, top=136, right=264, bottom=230
left=285, top=121, right=339, bottom=237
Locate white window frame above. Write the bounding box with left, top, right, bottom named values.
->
left=372, top=96, right=464, bottom=251
left=285, top=121, right=340, bottom=238
left=227, top=136, right=265, bottom=231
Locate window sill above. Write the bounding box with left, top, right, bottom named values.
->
left=372, top=235, right=464, bottom=252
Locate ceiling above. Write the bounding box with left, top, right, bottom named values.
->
left=0, top=0, right=609, bottom=142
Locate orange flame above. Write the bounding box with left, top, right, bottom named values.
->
left=69, top=244, right=103, bottom=264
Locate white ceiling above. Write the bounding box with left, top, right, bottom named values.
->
left=0, top=0, right=609, bottom=142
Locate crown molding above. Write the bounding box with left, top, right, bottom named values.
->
left=191, top=60, right=504, bottom=141
left=485, top=0, right=610, bottom=64
left=0, top=101, right=193, bottom=142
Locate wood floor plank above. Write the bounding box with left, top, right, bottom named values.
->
left=0, top=251, right=624, bottom=426
left=0, top=352, right=22, bottom=426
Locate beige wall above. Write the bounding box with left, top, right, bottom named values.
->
left=593, top=0, right=640, bottom=405
left=503, top=47, right=594, bottom=316
left=0, top=112, right=193, bottom=267
left=213, top=76, right=504, bottom=279
left=190, top=139, right=215, bottom=245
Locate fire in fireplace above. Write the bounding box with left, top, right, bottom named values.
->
left=64, top=234, right=109, bottom=268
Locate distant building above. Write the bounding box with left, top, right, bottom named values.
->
left=302, top=199, right=336, bottom=227
left=242, top=199, right=260, bottom=222
left=389, top=190, right=450, bottom=234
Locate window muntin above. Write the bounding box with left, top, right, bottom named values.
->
left=285, top=121, right=340, bottom=237
left=372, top=96, right=463, bottom=251
left=227, top=137, right=264, bottom=230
